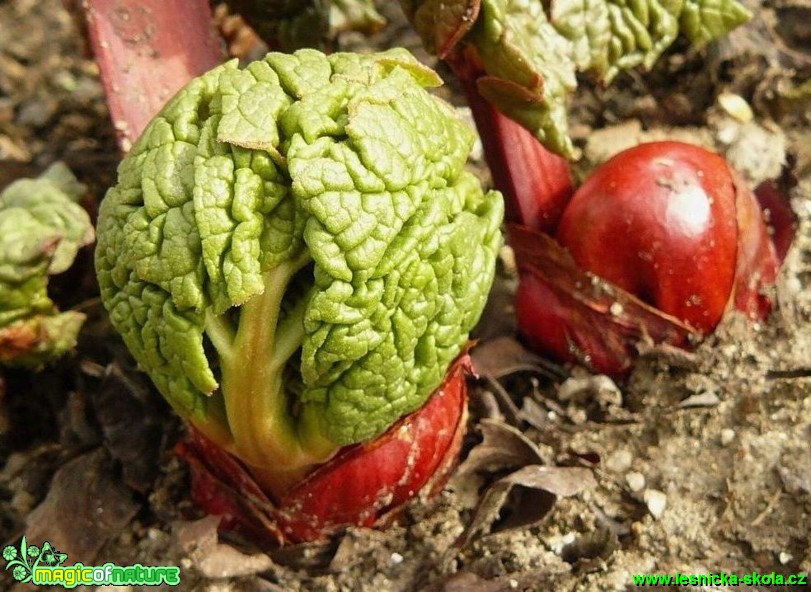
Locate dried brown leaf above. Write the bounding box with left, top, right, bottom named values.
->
left=470, top=336, right=544, bottom=378
left=173, top=515, right=276, bottom=579
left=459, top=464, right=597, bottom=545
left=421, top=571, right=507, bottom=592
left=457, top=419, right=545, bottom=477
left=25, top=448, right=140, bottom=564
left=173, top=515, right=222, bottom=554
left=194, top=541, right=275, bottom=579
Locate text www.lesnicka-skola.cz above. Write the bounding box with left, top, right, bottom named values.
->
left=632, top=571, right=807, bottom=586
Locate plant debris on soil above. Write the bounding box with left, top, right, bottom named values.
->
left=1, top=1, right=809, bottom=591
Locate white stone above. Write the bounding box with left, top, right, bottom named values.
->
left=606, top=450, right=633, bottom=473
left=626, top=471, right=646, bottom=492
left=644, top=489, right=667, bottom=519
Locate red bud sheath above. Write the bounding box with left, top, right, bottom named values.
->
left=177, top=355, right=471, bottom=545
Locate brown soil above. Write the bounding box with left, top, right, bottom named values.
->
left=1, top=1, right=809, bottom=591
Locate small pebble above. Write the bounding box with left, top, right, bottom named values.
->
left=390, top=552, right=404, bottom=565
left=644, top=489, right=667, bottom=519
left=626, top=471, right=646, bottom=492
left=546, top=532, right=576, bottom=554
left=720, top=428, right=736, bottom=446
left=718, top=92, right=753, bottom=123
left=569, top=408, right=588, bottom=425
left=779, top=552, right=793, bottom=565
left=785, top=276, right=802, bottom=295
left=606, top=450, right=633, bottom=473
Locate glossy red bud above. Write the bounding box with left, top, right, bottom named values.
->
left=176, top=354, right=471, bottom=545
left=515, top=141, right=789, bottom=378
left=556, top=142, right=778, bottom=332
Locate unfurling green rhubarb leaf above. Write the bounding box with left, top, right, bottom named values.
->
left=551, top=0, right=750, bottom=82
left=95, top=49, right=503, bottom=492
left=0, top=163, right=94, bottom=367
left=402, top=0, right=751, bottom=157
left=469, top=0, right=578, bottom=158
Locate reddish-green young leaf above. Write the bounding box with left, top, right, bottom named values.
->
left=401, top=0, right=751, bottom=157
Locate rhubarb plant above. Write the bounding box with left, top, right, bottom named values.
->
left=0, top=164, right=93, bottom=367
left=95, top=49, right=502, bottom=518
left=397, top=0, right=785, bottom=378
left=401, top=0, right=751, bottom=158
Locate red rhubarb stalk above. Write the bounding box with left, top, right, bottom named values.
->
left=82, top=0, right=223, bottom=151
left=448, top=53, right=574, bottom=232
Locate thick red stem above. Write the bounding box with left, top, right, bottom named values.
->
left=448, top=56, right=573, bottom=232
left=82, top=0, right=223, bottom=151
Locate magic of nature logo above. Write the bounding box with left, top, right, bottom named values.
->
left=3, top=536, right=180, bottom=588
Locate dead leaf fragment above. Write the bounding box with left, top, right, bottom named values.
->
left=173, top=515, right=221, bottom=554
left=421, top=571, right=508, bottom=592
left=25, top=448, right=140, bottom=564
left=460, top=464, right=597, bottom=545
left=471, top=336, right=551, bottom=380
left=174, top=515, right=275, bottom=579
left=194, top=541, right=275, bottom=579
left=457, top=419, right=546, bottom=477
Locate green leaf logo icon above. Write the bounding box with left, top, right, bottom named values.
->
left=2, top=536, right=33, bottom=583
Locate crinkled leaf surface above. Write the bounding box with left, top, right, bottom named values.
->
left=0, top=312, right=86, bottom=368
left=551, top=0, right=682, bottom=82
left=471, top=0, right=578, bottom=158
left=96, top=49, right=502, bottom=447
left=1, top=162, right=94, bottom=274
left=0, top=163, right=93, bottom=366
left=404, top=0, right=750, bottom=157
